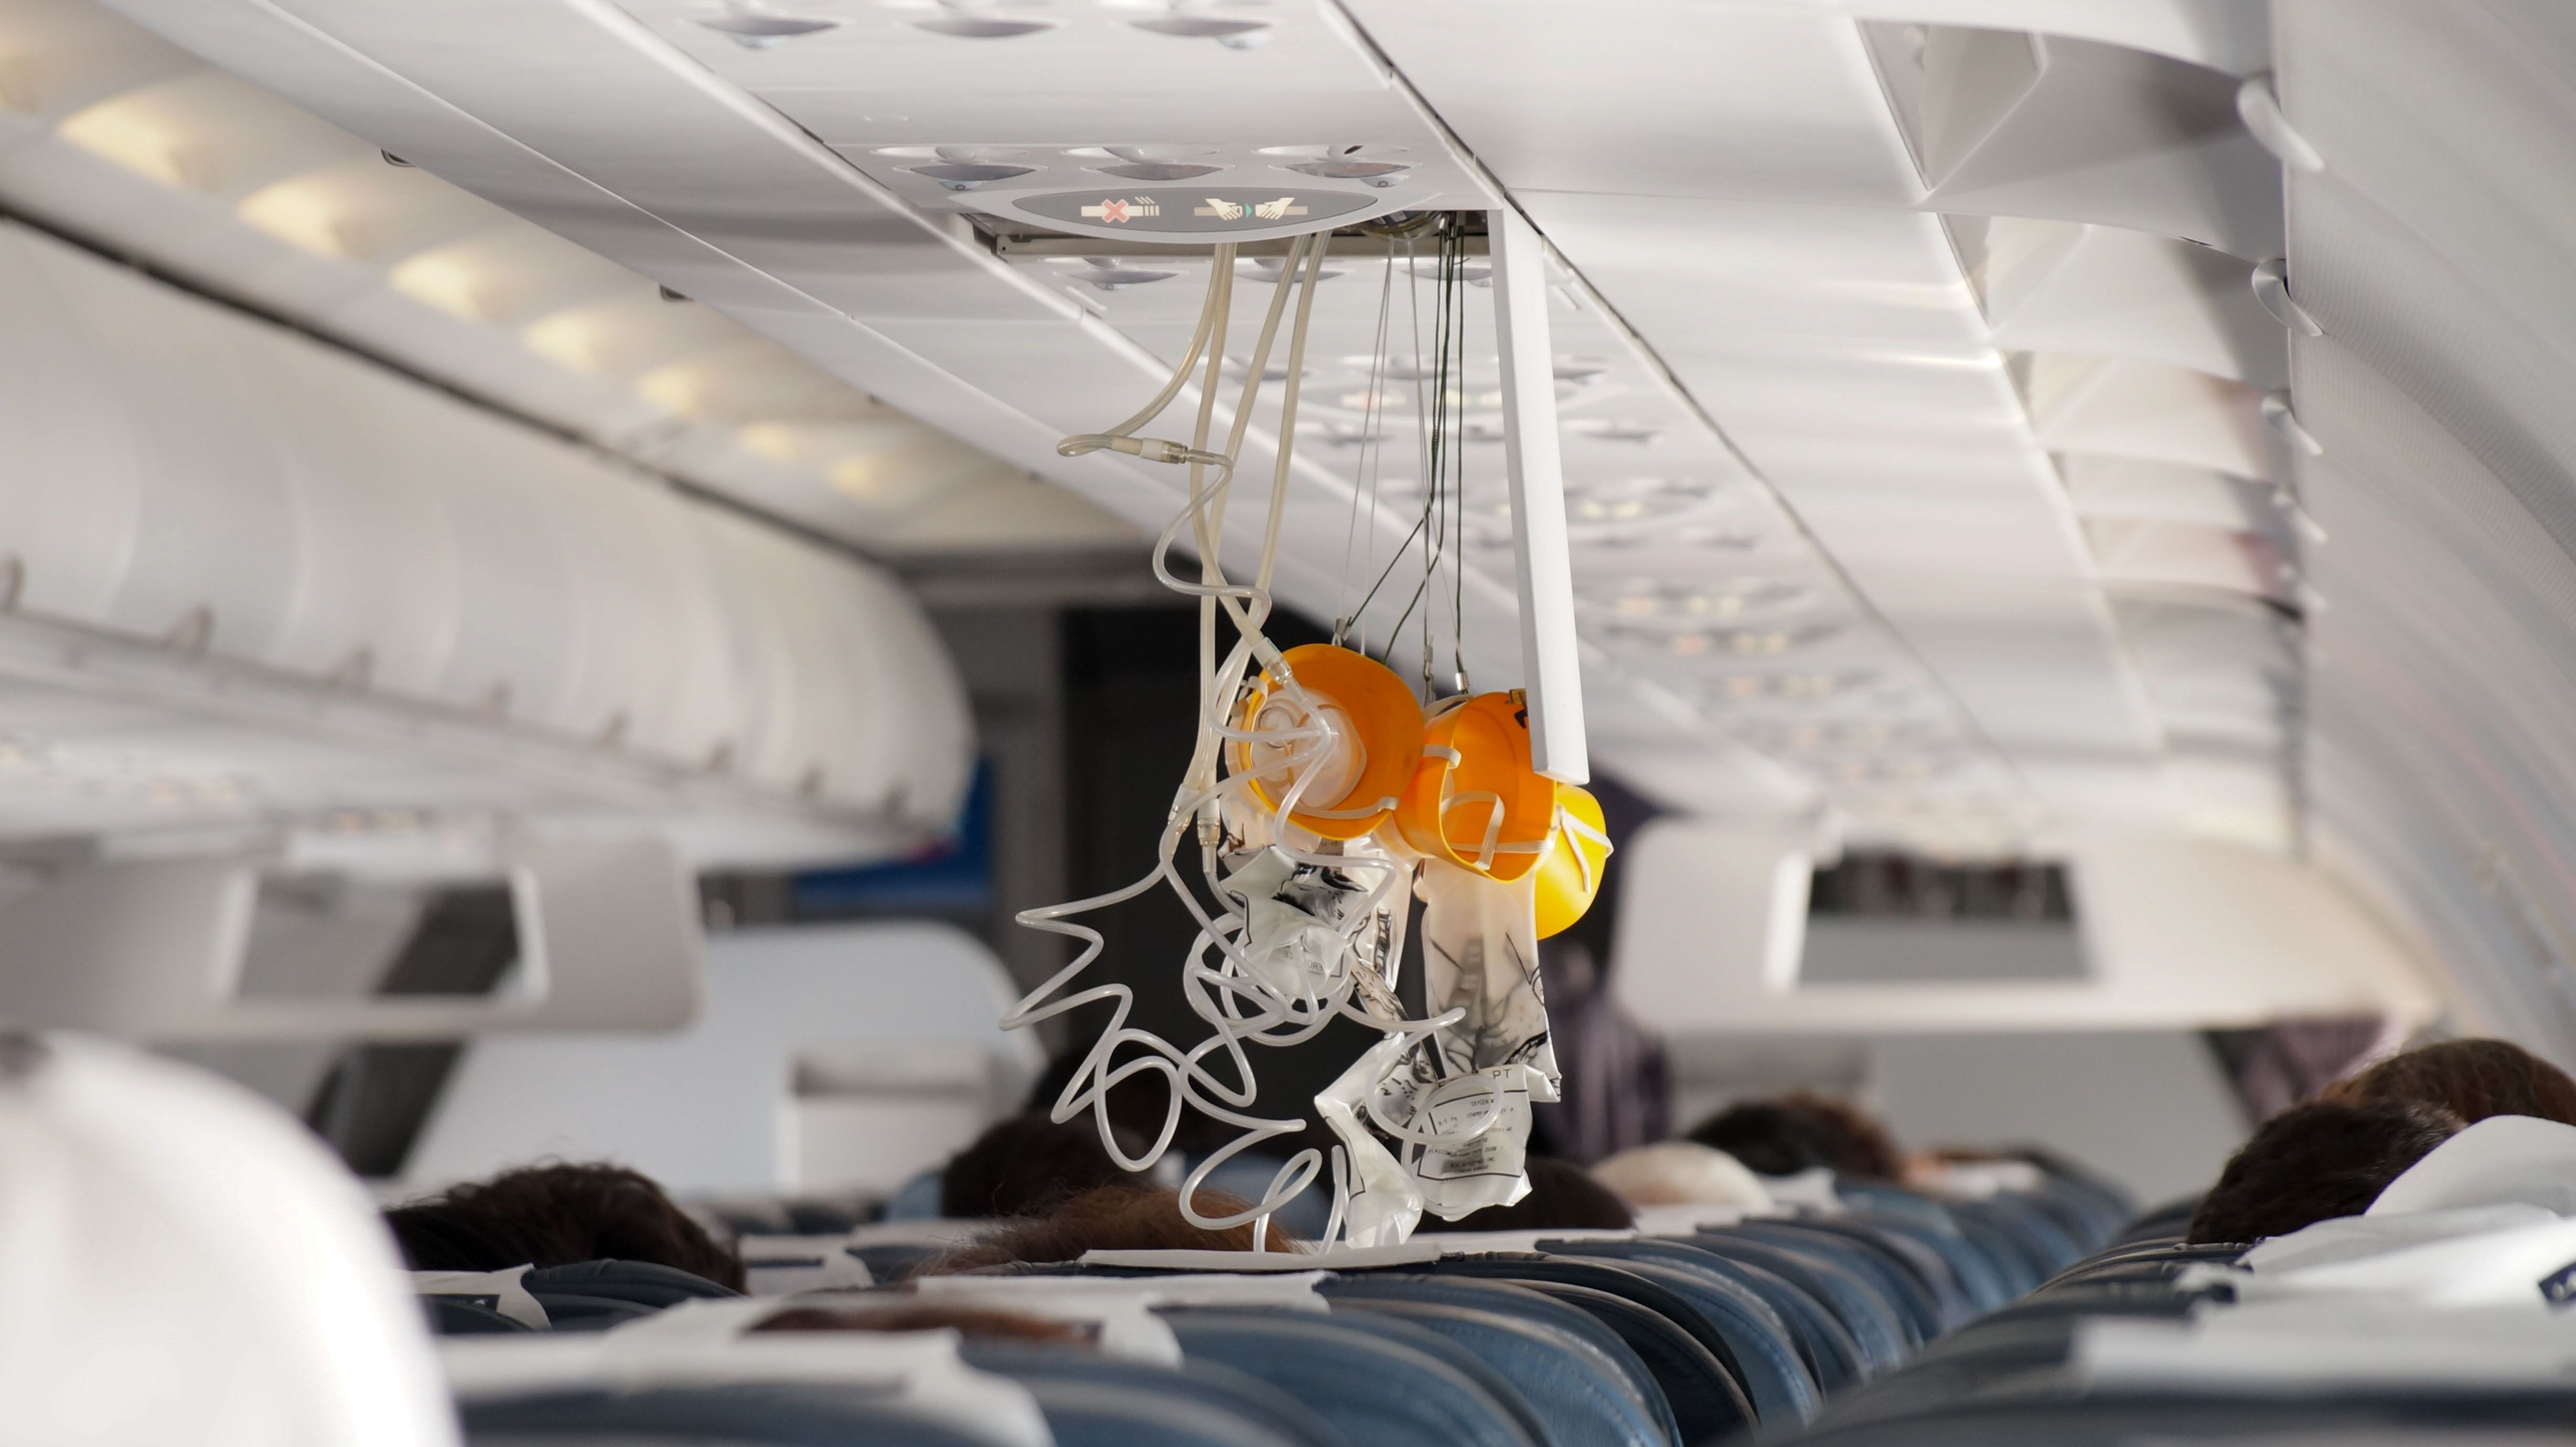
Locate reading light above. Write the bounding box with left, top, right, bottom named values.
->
left=389, top=247, right=511, bottom=322
left=57, top=95, right=218, bottom=191
left=236, top=176, right=368, bottom=258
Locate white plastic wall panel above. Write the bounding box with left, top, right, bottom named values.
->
left=1871, top=27, right=2281, bottom=260
left=2060, top=455, right=2274, bottom=531
left=2276, top=0, right=2576, bottom=1060
left=2022, top=353, right=2272, bottom=479
left=2298, top=340, right=2576, bottom=1059
left=1800, top=0, right=2270, bottom=75
left=1980, top=221, right=2284, bottom=387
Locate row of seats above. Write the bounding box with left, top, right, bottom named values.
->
left=1777, top=1227, right=2576, bottom=1444
left=421, top=1167, right=2133, bottom=1446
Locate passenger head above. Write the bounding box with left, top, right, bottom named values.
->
left=919, top=1184, right=1297, bottom=1274
left=385, top=1161, right=744, bottom=1292
left=2321, top=1038, right=2576, bottom=1128
left=1686, top=1092, right=1903, bottom=1181
left=940, top=1112, right=1150, bottom=1218
left=2186, top=1100, right=2464, bottom=1246
left=1443, top=1157, right=1637, bottom=1232
left=753, top=1304, right=1087, bottom=1343
left=1591, top=1141, right=1775, bottom=1212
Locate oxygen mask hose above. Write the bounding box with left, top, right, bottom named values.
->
left=1010, top=228, right=1496, bottom=1238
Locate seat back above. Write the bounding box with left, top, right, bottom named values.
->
left=1688, top=1231, right=1913, bottom=1377
left=1539, top=1238, right=1821, bottom=1424
left=524, top=1260, right=740, bottom=1310
left=1333, top=1295, right=1671, bottom=1447
left=425, top=1297, right=533, bottom=1335
left=1423, top=1256, right=1756, bottom=1444
left=1013, top=1376, right=1314, bottom=1447
left=459, top=1385, right=994, bottom=1446
left=1319, top=1275, right=1672, bottom=1445
left=1721, top=1222, right=1944, bottom=1343
left=1305, top=1305, right=1561, bottom=1447
left=962, top=1343, right=1352, bottom=1447
left=1161, top=1307, right=1538, bottom=1447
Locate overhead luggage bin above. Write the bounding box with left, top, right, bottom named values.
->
left=0, top=218, right=972, bottom=867
left=1613, top=826, right=2440, bottom=1034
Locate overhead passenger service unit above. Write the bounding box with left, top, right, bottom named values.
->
left=993, top=185, right=1605, bottom=1245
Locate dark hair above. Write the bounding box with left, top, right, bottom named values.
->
left=1443, top=1157, right=1636, bottom=1232
left=2186, top=1100, right=2464, bottom=1246
left=385, top=1161, right=744, bottom=1292
left=2321, top=1038, right=2576, bottom=1128
left=1686, top=1093, right=1903, bottom=1180
left=753, top=1304, right=1087, bottom=1343
left=940, top=1113, right=1150, bottom=1219
left=920, top=1184, right=1297, bottom=1274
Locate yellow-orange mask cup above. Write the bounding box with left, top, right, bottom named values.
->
left=1396, top=690, right=1558, bottom=881
left=1533, top=783, right=1613, bottom=938
left=1228, top=644, right=1426, bottom=840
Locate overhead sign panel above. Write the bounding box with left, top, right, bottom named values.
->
left=980, top=186, right=1390, bottom=241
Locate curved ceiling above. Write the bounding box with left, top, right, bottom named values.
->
left=23, top=0, right=2576, bottom=1047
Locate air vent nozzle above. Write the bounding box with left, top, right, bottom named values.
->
left=907, top=163, right=1038, bottom=191
left=912, top=16, right=1055, bottom=38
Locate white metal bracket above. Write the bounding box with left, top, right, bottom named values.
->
left=1488, top=208, right=1590, bottom=783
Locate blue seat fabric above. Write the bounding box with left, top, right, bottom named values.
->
left=1163, top=1307, right=1538, bottom=1447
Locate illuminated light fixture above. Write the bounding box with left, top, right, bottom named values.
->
left=830, top=453, right=893, bottom=501
left=236, top=177, right=372, bottom=259
left=1588, top=576, right=1815, bottom=624
left=736, top=422, right=808, bottom=464
left=388, top=247, right=512, bottom=322
left=692, top=4, right=841, bottom=46
left=57, top=98, right=219, bottom=191
left=1732, top=719, right=1936, bottom=756
left=1647, top=624, right=1841, bottom=658
left=1704, top=668, right=1880, bottom=705
left=635, top=362, right=710, bottom=419
left=520, top=309, right=607, bottom=372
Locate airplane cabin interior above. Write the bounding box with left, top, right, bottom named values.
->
left=6, top=1, right=2576, bottom=1444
